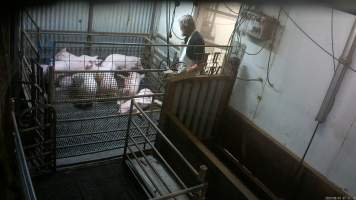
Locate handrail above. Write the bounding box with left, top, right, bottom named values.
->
left=10, top=99, right=37, bottom=200
left=124, top=100, right=208, bottom=199
left=36, top=30, right=150, bottom=37
left=53, top=40, right=232, bottom=48
left=167, top=74, right=233, bottom=83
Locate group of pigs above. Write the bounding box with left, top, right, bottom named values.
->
left=46, top=48, right=160, bottom=113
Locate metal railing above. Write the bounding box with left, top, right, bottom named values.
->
left=11, top=99, right=37, bottom=200
left=124, top=100, right=208, bottom=200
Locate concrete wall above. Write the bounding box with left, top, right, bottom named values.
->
left=229, top=5, right=356, bottom=195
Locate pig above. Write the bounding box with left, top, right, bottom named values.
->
left=117, top=88, right=155, bottom=113
left=100, top=54, right=143, bottom=70
left=58, top=76, right=73, bottom=88
left=71, top=73, right=97, bottom=96
left=54, top=48, right=101, bottom=70
left=96, top=72, right=119, bottom=95
left=118, top=72, right=145, bottom=96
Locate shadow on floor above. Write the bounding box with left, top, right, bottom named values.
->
left=33, top=159, right=146, bottom=200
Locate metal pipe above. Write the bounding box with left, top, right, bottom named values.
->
left=57, top=109, right=161, bottom=123
left=125, top=155, right=155, bottom=198
left=56, top=132, right=155, bottom=149
left=10, top=99, right=37, bottom=200
left=132, top=101, right=199, bottom=176
left=127, top=134, right=176, bottom=198
left=54, top=41, right=232, bottom=48
left=127, top=146, right=163, bottom=196
left=56, top=126, right=153, bottom=138
left=149, top=184, right=206, bottom=200
left=124, top=99, right=134, bottom=157
left=316, top=19, right=356, bottom=122
left=131, top=120, right=188, bottom=189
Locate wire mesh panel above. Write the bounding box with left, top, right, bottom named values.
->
left=37, top=37, right=231, bottom=165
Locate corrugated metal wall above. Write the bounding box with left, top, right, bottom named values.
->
left=28, top=1, right=89, bottom=31
left=27, top=1, right=155, bottom=33
left=92, top=1, right=155, bottom=33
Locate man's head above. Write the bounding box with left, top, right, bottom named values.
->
left=179, top=15, right=196, bottom=37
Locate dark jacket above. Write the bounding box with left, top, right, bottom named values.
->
left=184, top=31, right=205, bottom=64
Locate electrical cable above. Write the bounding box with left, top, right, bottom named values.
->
left=291, top=121, right=320, bottom=198
left=245, top=42, right=266, bottom=55
left=166, top=1, right=170, bottom=66
left=282, top=8, right=356, bottom=72
left=172, top=29, right=184, bottom=40
left=331, top=8, right=336, bottom=72
left=169, top=3, right=177, bottom=37
left=266, top=7, right=282, bottom=88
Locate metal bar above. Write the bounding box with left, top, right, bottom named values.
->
left=54, top=40, right=232, bottom=48
left=11, top=101, right=37, bottom=200
left=127, top=145, right=163, bottom=197
left=24, top=11, right=41, bottom=31
left=128, top=135, right=175, bottom=198
left=131, top=120, right=188, bottom=189
left=54, top=69, right=167, bottom=73
left=56, top=126, right=153, bottom=138
left=56, top=134, right=156, bottom=149
left=20, top=123, right=51, bottom=133
left=124, top=100, right=134, bottom=157
left=316, top=19, right=356, bottom=122
left=149, top=184, right=206, bottom=200
left=57, top=109, right=161, bottom=123
left=57, top=139, right=156, bottom=159
left=132, top=101, right=199, bottom=176
left=37, top=30, right=150, bottom=37
left=22, top=31, right=39, bottom=56
left=125, top=155, right=155, bottom=198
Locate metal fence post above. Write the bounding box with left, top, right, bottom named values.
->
left=123, top=99, right=134, bottom=157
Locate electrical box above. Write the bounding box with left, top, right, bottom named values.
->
left=243, top=11, right=279, bottom=41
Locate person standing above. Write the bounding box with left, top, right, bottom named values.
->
left=177, top=15, right=205, bottom=75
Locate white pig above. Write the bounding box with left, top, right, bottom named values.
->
left=100, top=54, right=143, bottom=70
left=55, top=48, right=101, bottom=70
left=58, top=76, right=73, bottom=88
left=96, top=72, right=119, bottom=95
left=119, top=72, right=145, bottom=96
left=71, top=73, right=97, bottom=96
left=117, top=88, right=154, bottom=113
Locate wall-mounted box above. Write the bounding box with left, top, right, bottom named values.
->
left=243, top=11, right=279, bottom=41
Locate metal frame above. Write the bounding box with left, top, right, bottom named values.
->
left=11, top=99, right=38, bottom=200
left=124, top=100, right=208, bottom=200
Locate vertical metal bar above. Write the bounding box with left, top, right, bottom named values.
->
left=86, top=1, right=94, bottom=55
left=123, top=99, right=134, bottom=157
left=48, top=66, right=55, bottom=104
left=197, top=165, right=208, bottom=200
